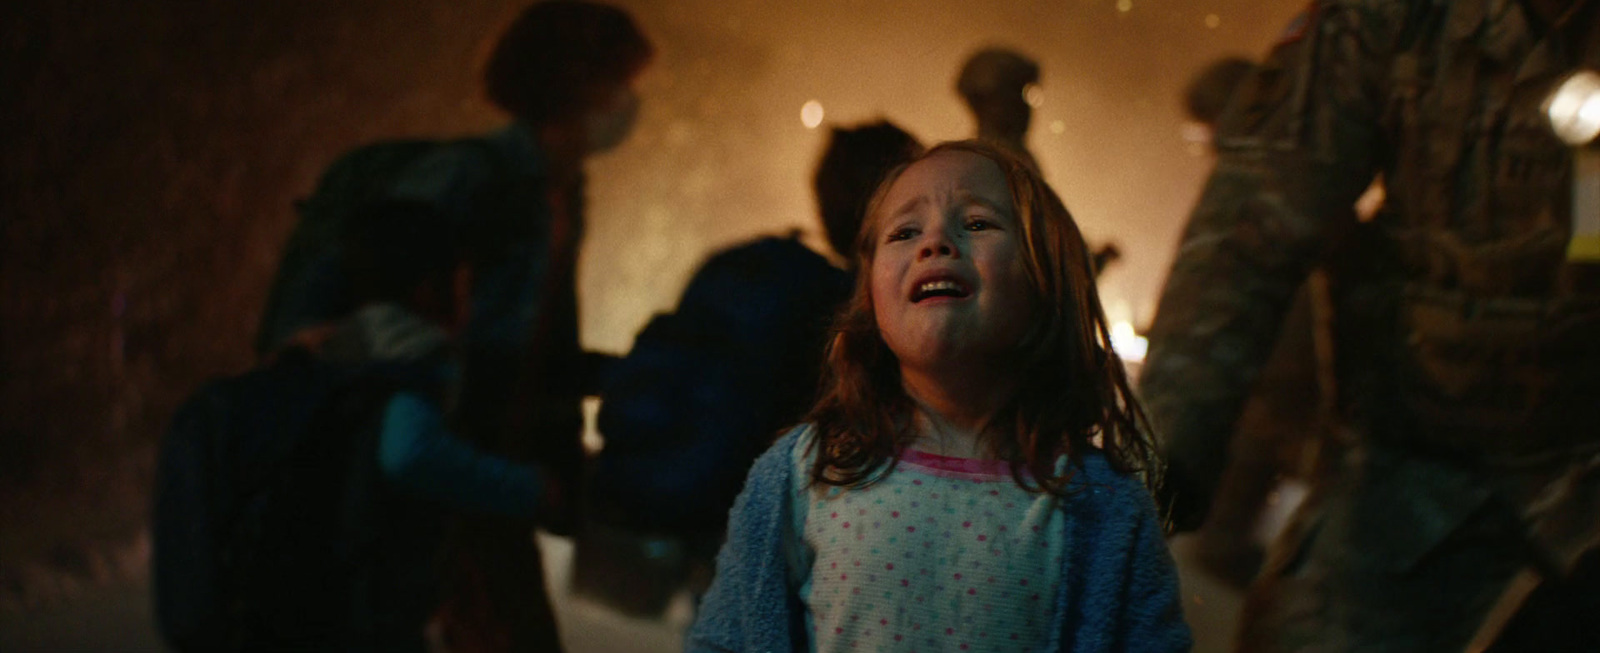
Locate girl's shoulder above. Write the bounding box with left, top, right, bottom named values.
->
left=782, top=423, right=819, bottom=487
left=718, top=425, right=814, bottom=530
left=1061, top=448, right=1158, bottom=510
left=743, top=423, right=815, bottom=484
left=771, top=423, right=815, bottom=463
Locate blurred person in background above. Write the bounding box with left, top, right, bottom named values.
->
left=956, top=47, right=1043, bottom=173
left=253, top=2, right=654, bottom=650
left=1177, top=55, right=1342, bottom=590
left=1141, top=0, right=1600, bottom=650
left=154, top=200, right=564, bottom=652
left=957, top=47, right=1121, bottom=275
left=576, top=121, right=923, bottom=618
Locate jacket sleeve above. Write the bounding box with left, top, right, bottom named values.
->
left=375, top=392, right=547, bottom=518
left=1053, top=458, right=1193, bottom=651
left=386, top=139, right=500, bottom=211
left=1117, top=486, right=1193, bottom=652
left=1139, top=0, right=1412, bottom=530
left=686, top=427, right=810, bottom=653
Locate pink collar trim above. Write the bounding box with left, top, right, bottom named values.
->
left=899, top=447, right=1019, bottom=481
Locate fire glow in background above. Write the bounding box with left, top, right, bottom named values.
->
left=575, top=0, right=1304, bottom=361
left=0, top=0, right=1304, bottom=531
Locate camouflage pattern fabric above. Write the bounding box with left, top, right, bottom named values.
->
left=1140, top=0, right=1600, bottom=649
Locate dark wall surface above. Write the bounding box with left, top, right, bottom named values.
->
left=2, top=0, right=518, bottom=559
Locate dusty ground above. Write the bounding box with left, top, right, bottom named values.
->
left=0, top=532, right=1244, bottom=653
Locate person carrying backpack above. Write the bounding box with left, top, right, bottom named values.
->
left=574, top=122, right=923, bottom=616
left=155, top=199, right=561, bottom=652
left=252, top=3, right=654, bottom=650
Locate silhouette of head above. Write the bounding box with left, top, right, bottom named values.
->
left=812, top=121, right=924, bottom=262
left=484, top=1, right=654, bottom=131
left=1182, top=57, right=1254, bottom=127
left=956, top=48, right=1040, bottom=139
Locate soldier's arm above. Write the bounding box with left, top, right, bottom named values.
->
left=1140, top=0, right=1412, bottom=531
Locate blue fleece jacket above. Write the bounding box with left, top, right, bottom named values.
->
left=686, top=426, right=1192, bottom=653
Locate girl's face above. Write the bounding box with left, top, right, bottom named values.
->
left=869, top=150, right=1034, bottom=373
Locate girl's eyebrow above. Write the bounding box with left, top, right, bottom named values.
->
left=963, top=196, right=1010, bottom=214
left=889, top=195, right=929, bottom=220
left=958, top=194, right=1015, bottom=220
left=887, top=192, right=1012, bottom=221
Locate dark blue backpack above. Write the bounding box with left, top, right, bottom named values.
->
left=152, top=349, right=430, bottom=652
left=591, top=235, right=852, bottom=533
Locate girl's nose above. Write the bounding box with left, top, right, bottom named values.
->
left=917, top=231, right=959, bottom=260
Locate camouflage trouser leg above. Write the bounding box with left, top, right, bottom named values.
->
left=1235, top=447, right=1525, bottom=652
left=1193, top=421, right=1285, bottom=588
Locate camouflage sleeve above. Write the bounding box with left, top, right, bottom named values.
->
left=1140, top=0, right=1414, bottom=531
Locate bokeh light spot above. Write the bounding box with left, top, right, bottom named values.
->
left=1545, top=71, right=1600, bottom=146
left=1110, top=320, right=1148, bottom=362
left=1023, top=84, right=1044, bottom=108
left=801, top=100, right=825, bottom=129
left=1116, top=0, right=1133, bottom=13
left=1205, top=14, right=1221, bottom=28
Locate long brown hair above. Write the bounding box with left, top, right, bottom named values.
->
left=805, top=140, right=1159, bottom=496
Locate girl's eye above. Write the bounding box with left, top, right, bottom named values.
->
left=885, top=227, right=917, bottom=242
left=964, top=218, right=999, bottom=231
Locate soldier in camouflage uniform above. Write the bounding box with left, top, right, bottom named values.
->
left=1178, top=55, right=1344, bottom=590
left=1141, top=0, right=1600, bottom=650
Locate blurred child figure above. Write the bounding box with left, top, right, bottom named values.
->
left=686, top=141, right=1190, bottom=652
